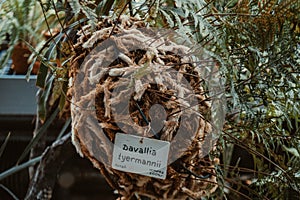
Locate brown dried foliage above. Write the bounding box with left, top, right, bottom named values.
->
left=70, top=16, right=218, bottom=199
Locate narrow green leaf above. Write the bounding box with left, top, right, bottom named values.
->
left=0, top=184, right=19, bottom=200
left=26, top=55, right=38, bottom=80
left=0, top=156, right=41, bottom=181
left=283, top=145, right=300, bottom=157
left=67, top=0, right=81, bottom=14
left=295, top=171, right=300, bottom=178
left=36, top=63, right=49, bottom=89
left=170, top=10, right=183, bottom=29
left=159, top=9, right=174, bottom=27
left=58, top=81, right=68, bottom=112
left=38, top=75, right=55, bottom=121
left=99, top=0, right=115, bottom=16
left=17, top=107, right=59, bottom=164
left=56, top=118, right=71, bottom=140
left=81, top=5, right=97, bottom=28
left=21, top=40, right=55, bottom=85
left=0, top=45, right=14, bottom=68
left=0, top=132, right=11, bottom=159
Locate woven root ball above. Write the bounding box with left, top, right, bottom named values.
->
left=70, top=16, right=219, bottom=199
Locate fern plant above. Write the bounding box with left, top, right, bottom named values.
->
left=34, top=0, right=300, bottom=199
left=0, top=0, right=60, bottom=74
left=0, top=0, right=298, bottom=199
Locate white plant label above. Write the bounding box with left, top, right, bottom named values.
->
left=112, top=133, right=170, bottom=179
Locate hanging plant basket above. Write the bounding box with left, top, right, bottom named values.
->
left=70, top=16, right=219, bottom=199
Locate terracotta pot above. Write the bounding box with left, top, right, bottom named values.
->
left=11, top=43, right=31, bottom=74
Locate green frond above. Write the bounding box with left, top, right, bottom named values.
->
left=67, top=0, right=81, bottom=15
left=67, top=0, right=97, bottom=28
left=159, top=9, right=174, bottom=27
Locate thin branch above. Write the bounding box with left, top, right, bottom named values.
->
left=25, top=133, right=75, bottom=200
